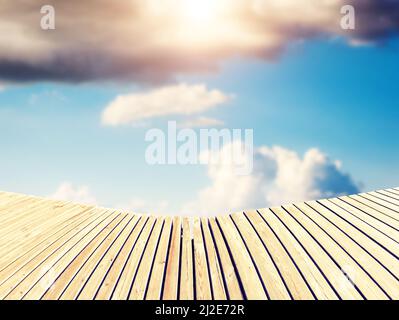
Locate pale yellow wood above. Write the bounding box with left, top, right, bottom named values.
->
left=0, top=199, right=34, bottom=221
left=322, top=199, right=399, bottom=257
left=0, top=196, right=71, bottom=225
left=61, top=214, right=137, bottom=300
left=374, top=190, right=399, bottom=206
left=162, top=217, right=182, bottom=300
left=270, top=206, right=362, bottom=300
left=0, top=192, right=20, bottom=205
left=0, top=207, right=103, bottom=272
left=0, top=207, right=102, bottom=275
left=330, top=198, right=399, bottom=243
left=193, top=217, right=212, bottom=300
left=0, top=202, right=81, bottom=252
left=79, top=215, right=142, bottom=299
left=0, top=209, right=114, bottom=299
left=350, top=195, right=399, bottom=225
left=256, top=208, right=338, bottom=300
left=208, top=218, right=243, bottom=300
left=145, top=217, right=173, bottom=300
left=200, top=218, right=227, bottom=300
left=365, top=192, right=399, bottom=211
left=43, top=215, right=142, bottom=300
left=93, top=216, right=149, bottom=300
left=111, top=216, right=156, bottom=300
left=179, top=217, right=194, bottom=300
left=0, top=199, right=53, bottom=233
left=0, top=202, right=81, bottom=253
left=216, top=215, right=267, bottom=300
left=0, top=194, right=34, bottom=213
left=0, top=188, right=399, bottom=301
left=231, top=212, right=291, bottom=300
left=300, top=202, right=399, bottom=299
left=26, top=213, right=134, bottom=300
left=4, top=210, right=120, bottom=300
left=129, top=217, right=165, bottom=300
left=344, top=196, right=399, bottom=231
left=0, top=196, right=43, bottom=218
left=285, top=203, right=388, bottom=300
left=0, top=205, right=94, bottom=268
left=386, top=189, right=399, bottom=198
left=244, top=210, right=314, bottom=300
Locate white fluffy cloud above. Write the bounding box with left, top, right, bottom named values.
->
left=182, top=142, right=360, bottom=215
left=49, top=145, right=360, bottom=216
left=102, top=83, right=231, bottom=126
left=50, top=182, right=97, bottom=205
left=48, top=144, right=359, bottom=216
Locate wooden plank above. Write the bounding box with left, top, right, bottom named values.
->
left=74, top=214, right=140, bottom=300
left=375, top=190, right=399, bottom=205
left=0, top=196, right=66, bottom=223
left=0, top=210, right=105, bottom=278
left=0, top=200, right=58, bottom=236
left=231, top=212, right=291, bottom=300
left=330, top=198, right=399, bottom=244
left=43, top=215, right=143, bottom=300
left=111, top=216, right=156, bottom=300
left=179, top=217, right=194, bottom=300
left=201, top=218, right=227, bottom=300
left=4, top=210, right=121, bottom=300
left=55, top=214, right=135, bottom=300
left=0, top=203, right=89, bottom=260
left=344, top=195, right=399, bottom=231
left=0, top=194, right=34, bottom=213
left=193, top=217, right=212, bottom=300
left=0, top=209, right=115, bottom=299
left=366, top=192, right=399, bottom=211
left=269, top=206, right=361, bottom=300
left=93, top=216, right=149, bottom=300
left=25, top=213, right=135, bottom=300
left=216, top=215, right=267, bottom=300
left=386, top=189, right=399, bottom=199
left=0, top=192, right=20, bottom=204
left=0, top=196, right=44, bottom=219
left=145, top=217, right=173, bottom=300
left=318, top=199, right=399, bottom=264
left=162, top=217, right=182, bottom=300
left=0, top=207, right=102, bottom=275
left=257, top=208, right=338, bottom=300
left=343, top=195, right=399, bottom=229
left=129, top=217, right=165, bottom=300
left=208, top=218, right=243, bottom=300
left=350, top=195, right=399, bottom=224
left=302, top=201, right=399, bottom=298
left=323, top=199, right=399, bottom=257
left=1, top=188, right=399, bottom=300
left=284, top=204, right=388, bottom=300
left=244, top=210, right=314, bottom=300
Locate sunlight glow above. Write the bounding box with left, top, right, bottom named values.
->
left=145, top=0, right=259, bottom=52
left=181, top=0, right=220, bottom=23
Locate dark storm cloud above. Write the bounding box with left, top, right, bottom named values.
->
left=0, top=0, right=398, bottom=83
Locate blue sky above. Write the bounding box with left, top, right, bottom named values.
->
left=1, top=38, right=398, bottom=213
left=1, top=1, right=398, bottom=214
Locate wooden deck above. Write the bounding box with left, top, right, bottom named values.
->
left=0, top=188, right=399, bottom=300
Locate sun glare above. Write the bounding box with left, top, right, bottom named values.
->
left=167, top=0, right=245, bottom=50
left=181, top=0, right=219, bottom=23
